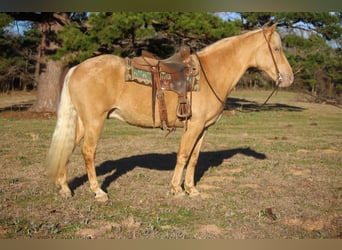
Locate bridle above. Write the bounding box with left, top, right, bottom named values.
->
left=262, top=27, right=283, bottom=105
left=195, top=27, right=284, bottom=107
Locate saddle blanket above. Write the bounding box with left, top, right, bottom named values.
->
left=124, top=55, right=200, bottom=94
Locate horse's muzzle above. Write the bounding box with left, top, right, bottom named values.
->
left=279, top=74, right=294, bottom=87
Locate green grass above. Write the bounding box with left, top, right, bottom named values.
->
left=0, top=90, right=341, bottom=239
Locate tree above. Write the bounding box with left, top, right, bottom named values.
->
left=274, top=12, right=342, bottom=99
left=239, top=12, right=342, bottom=40
left=284, top=33, right=342, bottom=98
left=6, top=12, right=87, bottom=112
left=0, top=14, right=39, bottom=92
left=0, top=13, right=18, bottom=91
left=236, top=12, right=342, bottom=101
left=55, top=12, right=242, bottom=64
left=2, top=12, right=341, bottom=108
left=2, top=12, right=241, bottom=112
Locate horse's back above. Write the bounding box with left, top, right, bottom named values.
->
left=72, top=54, right=125, bottom=78
left=68, top=54, right=126, bottom=118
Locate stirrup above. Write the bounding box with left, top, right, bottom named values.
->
left=176, top=101, right=191, bottom=119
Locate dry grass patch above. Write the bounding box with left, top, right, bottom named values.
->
left=0, top=90, right=341, bottom=239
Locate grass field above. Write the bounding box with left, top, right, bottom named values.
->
left=0, top=90, right=341, bottom=239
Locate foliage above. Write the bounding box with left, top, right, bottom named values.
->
left=55, top=12, right=242, bottom=63
left=0, top=12, right=341, bottom=102
left=54, top=23, right=98, bottom=64
left=0, top=14, right=40, bottom=91
left=236, top=12, right=342, bottom=101
left=0, top=13, right=13, bottom=29
left=240, top=12, right=342, bottom=42
left=283, top=33, right=342, bottom=98
left=273, top=12, right=342, bottom=41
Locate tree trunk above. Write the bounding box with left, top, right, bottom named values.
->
left=26, top=13, right=70, bottom=113
left=30, top=60, right=66, bottom=112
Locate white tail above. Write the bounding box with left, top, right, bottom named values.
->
left=46, top=67, right=77, bottom=184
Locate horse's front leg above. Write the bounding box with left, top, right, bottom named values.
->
left=184, top=129, right=207, bottom=196
left=171, top=124, right=205, bottom=196
left=82, top=115, right=108, bottom=202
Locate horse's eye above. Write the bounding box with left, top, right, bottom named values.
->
left=274, top=47, right=280, bottom=52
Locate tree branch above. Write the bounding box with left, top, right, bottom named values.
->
left=52, top=13, right=71, bottom=26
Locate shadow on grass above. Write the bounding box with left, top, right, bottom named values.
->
left=69, top=147, right=266, bottom=193
left=225, top=97, right=305, bottom=112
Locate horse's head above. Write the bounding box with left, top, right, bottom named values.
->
left=255, top=24, right=294, bottom=87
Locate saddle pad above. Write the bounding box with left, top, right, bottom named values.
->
left=125, top=55, right=200, bottom=94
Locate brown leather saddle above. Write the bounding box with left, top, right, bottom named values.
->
left=125, top=46, right=200, bottom=130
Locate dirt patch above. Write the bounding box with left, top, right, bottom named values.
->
left=197, top=184, right=218, bottom=190
left=0, top=91, right=55, bottom=120
left=296, top=149, right=310, bottom=154
left=296, top=149, right=341, bottom=155
left=0, top=91, right=36, bottom=108
left=204, top=175, right=235, bottom=184
left=75, top=215, right=143, bottom=239
left=0, top=111, right=55, bottom=119
left=221, top=167, right=244, bottom=174
left=121, top=215, right=141, bottom=230
left=0, top=225, right=9, bottom=238
left=320, top=149, right=340, bottom=154
left=201, top=168, right=243, bottom=185
left=239, top=183, right=260, bottom=189
left=287, top=169, right=312, bottom=176
left=281, top=216, right=338, bottom=232
left=76, top=220, right=120, bottom=239
left=196, top=224, right=223, bottom=236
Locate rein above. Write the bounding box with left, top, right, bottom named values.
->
left=194, top=52, right=226, bottom=105
left=195, top=27, right=284, bottom=107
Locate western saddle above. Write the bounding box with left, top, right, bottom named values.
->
left=125, top=46, right=200, bottom=130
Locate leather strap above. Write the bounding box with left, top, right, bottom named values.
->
left=262, top=29, right=281, bottom=79
left=152, top=64, right=169, bottom=129
left=194, top=53, right=226, bottom=105
left=262, top=27, right=283, bottom=105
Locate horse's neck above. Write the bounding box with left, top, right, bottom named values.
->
left=198, top=31, right=261, bottom=97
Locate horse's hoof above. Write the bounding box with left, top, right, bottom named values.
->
left=95, top=190, right=109, bottom=202
left=170, top=185, right=185, bottom=197
left=185, top=187, right=200, bottom=197
left=173, top=190, right=186, bottom=198
left=59, top=187, right=72, bottom=199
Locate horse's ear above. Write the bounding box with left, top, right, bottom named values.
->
left=262, top=20, right=272, bottom=29
left=264, top=23, right=277, bottom=40
left=269, top=23, right=277, bottom=33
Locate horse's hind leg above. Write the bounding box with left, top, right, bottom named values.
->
left=56, top=169, right=72, bottom=198
left=75, top=116, right=85, bottom=145
left=55, top=116, right=85, bottom=198
left=81, top=114, right=108, bottom=202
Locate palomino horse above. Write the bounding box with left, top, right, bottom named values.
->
left=46, top=24, right=293, bottom=202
